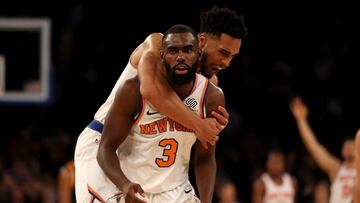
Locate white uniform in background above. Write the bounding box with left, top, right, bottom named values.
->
left=261, top=173, right=295, bottom=203
left=329, top=165, right=356, bottom=203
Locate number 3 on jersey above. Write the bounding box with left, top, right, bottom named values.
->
left=155, top=138, right=178, bottom=167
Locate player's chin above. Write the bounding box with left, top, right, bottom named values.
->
left=212, top=70, right=219, bottom=75
left=201, top=68, right=214, bottom=78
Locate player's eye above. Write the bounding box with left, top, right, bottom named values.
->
left=184, top=47, right=194, bottom=53
left=168, top=47, right=178, bottom=54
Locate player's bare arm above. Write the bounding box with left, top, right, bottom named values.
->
left=354, top=129, right=360, bottom=203
left=97, top=76, right=146, bottom=203
left=252, top=178, right=265, bottom=203
left=131, top=33, right=228, bottom=148
left=292, top=176, right=298, bottom=203
left=194, top=82, right=225, bottom=203
left=290, top=97, right=341, bottom=180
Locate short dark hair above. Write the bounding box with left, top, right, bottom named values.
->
left=200, top=5, right=248, bottom=39
left=162, top=24, right=198, bottom=45
left=267, top=148, right=285, bottom=158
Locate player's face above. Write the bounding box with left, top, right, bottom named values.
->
left=199, top=33, right=241, bottom=77
left=218, top=183, right=237, bottom=202
left=162, top=33, right=200, bottom=85
left=341, top=139, right=355, bottom=161
left=266, top=153, right=285, bottom=176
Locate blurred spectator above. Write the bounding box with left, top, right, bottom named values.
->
left=311, top=180, right=330, bottom=203
left=215, top=177, right=241, bottom=203
left=252, top=149, right=297, bottom=203
left=58, top=159, right=75, bottom=203
left=0, top=164, right=22, bottom=203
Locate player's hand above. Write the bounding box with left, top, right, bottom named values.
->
left=211, top=106, right=229, bottom=130
left=195, top=118, right=220, bottom=149
left=122, top=182, right=147, bottom=203
left=289, top=96, right=309, bottom=120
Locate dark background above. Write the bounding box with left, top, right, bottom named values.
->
left=1, top=1, right=359, bottom=202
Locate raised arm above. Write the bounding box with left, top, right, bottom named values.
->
left=194, top=83, right=225, bottom=203
left=289, top=97, right=341, bottom=179
left=97, top=76, right=146, bottom=203
left=131, top=33, right=227, bottom=148
left=354, top=129, right=360, bottom=203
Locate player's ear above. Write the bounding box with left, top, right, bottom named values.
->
left=198, top=33, right=206, bottom=49
left=160, top=50, right=164, bottom=58
left=198, top=48, right=202, bottom=56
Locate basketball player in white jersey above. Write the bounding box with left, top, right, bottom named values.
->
left=290, top=97, right=356, bottom=203
left=92, top=24, right=223, bottom=202
left=75, top=6, right=247, bottom=202
left=252, top=149, right=297, bottom=203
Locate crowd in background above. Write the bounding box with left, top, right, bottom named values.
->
left=1, top=1, right=359, bottom=203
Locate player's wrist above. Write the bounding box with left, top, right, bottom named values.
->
left=118, top=179, right=132, bottom=191
left=296, top=117, right=307, bottom=123
left=191, top=116, right=204, bottom=133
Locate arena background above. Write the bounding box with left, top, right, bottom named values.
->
left=0, top=1, right=359, bottom=202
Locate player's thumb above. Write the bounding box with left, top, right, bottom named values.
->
left=134, top=184, right=145, bottom=195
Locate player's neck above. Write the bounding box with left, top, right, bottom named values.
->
left=269, top=174, right=284, bottom=184
left=343, top=160, right=355, bottom=168
left=170, top=78, right=195, bottom=100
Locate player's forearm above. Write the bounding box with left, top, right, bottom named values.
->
left=355, top=178, right=360, bottom=203
left=296, top=119, right=338, bottom=173
left=195, top=148, right=216, bottom=203
left=295, top=119, right=321, bottom=152
left=97, top=147, right=130, bottom=190
left=148, top=86, right=201, bottom=131
left=355, top=131, right=360, bottom=203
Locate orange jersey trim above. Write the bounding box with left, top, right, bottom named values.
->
left=199, top=78, right=209, bottom=119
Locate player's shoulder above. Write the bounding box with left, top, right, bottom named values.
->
left=209, top=75, right=218, bottom=86
left=130, top=32, right=164, bottom=68
left=207, top=80, right=224, bottom=100
left=114, top=75, right=140, bottom=99
left=123, top=75, right=140, bottom=90
left=145, top=32, right=163, bottom=42
left=253, top=175, right=265, bottom=188
left=113, top=75, right=141, bottom=110
left=143, top=32, right=163, bottom=50
left=203, top=77, right=225, bottom=112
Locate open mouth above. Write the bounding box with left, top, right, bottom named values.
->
left=175, top=64, right=190, bottom=74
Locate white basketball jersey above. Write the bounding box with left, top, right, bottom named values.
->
left=94, top=61, right=137, bottom=123
left=330, top=164, right=356, bottom=203
left=117, top=74, right=209, bottom=194
left=261, top=173, right=295, bottom=203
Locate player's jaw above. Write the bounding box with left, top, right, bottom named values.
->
left=209, top=64, right=225, bottom=75
left=165, top=61, right=198, bottom=86
left=199, top=53, right=226, bottom=78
